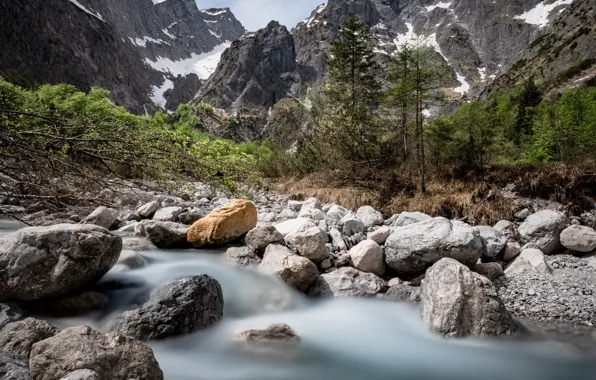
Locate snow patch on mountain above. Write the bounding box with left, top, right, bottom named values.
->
left=425, top=1, right=452, bottom=12
left=514, top=0, right=574, bottom=28
left=149, top=79, right=174, bottom=108
left=296, top=3, right=327, bottom=29
left=67, top=0, right=105, bottom=22
left=130, top=36, right=170, bottom=47
left=200, top=9, right=228, bottom=16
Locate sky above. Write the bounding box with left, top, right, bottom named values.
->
left=196, top=0, right=326, bottom=31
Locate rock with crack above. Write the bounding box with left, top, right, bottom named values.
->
left=355, top=206, right=383, bottom=228
left=476, top=226, right=507, bottom=258
left=285, top=224, right=329, bottom=264
left=81, top=206, right=119, bottom=229
left=391, top=212, right=432, bottom=227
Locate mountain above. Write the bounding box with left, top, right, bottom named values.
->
left=0, top=0, right=245, bottom=113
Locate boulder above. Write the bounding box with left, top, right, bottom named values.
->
left=285, top=226, right=328, bottom=264
left=325, top=205, right=350, bottom=225
left=225, top=247, right=262, bottom=267
left=60, top=369, right=100, bottom=380
left=502, top=241, right=522, bottom=262
left=329, top=228, right=347, bottom=251
left=474, top=262, right=504, bottom=281
left=338, top=214, right=365, bottom=236
left=259, top=245, right=318, bottom=292
left=187, top=199, right=257, bottom=248
left=29, top=326, right=163, bottom=380
left=246, top=226, right=284, bottom=253
left=287, top=201, right=304, bottom=212
left=367, top=226, right=391, bottom=245
left=81, top=206, right=119, bottom=229
left=493, top=220, right=520, bottom=242
left=136, top=201, right=160, bottom=219
left=0, top=224, right=121, bottom=302
left=517, top=210, right=568, bottom=255
left=392, top=212, right=432, bottom=227
left=348, top=240, right=385, bottom=276
left=111, top=275, right=223, bottom=341
left=355, top=206, right=383, bottom=228
left=476, top=226, right=507, bottom=258
left=420, top=258, right=519, bottom=337
left=384, top=218, right=483, bottom=277
left=309, top=267, right=387, bottom=297
left=0, top=354, right=30, bottom=380
left=259, top=212, right=277, bottom=223
left=235, top=323, right=299, bottom=344
left=0, top=318, right=57, bottom=361
left=117, top=250, right=147, bottom=270
left=0, top=303, right=23, bottom=331
left=381, top=284, right=421, bottom=303
left=152, top=206, right=184, bottom=222
left=560, top=225, right=596, bottom=253
left=298, top=207, right=326, bottom=221
left=178, top=208, right=207, bottom=225
left=514, top=208, right=531, bottom=221
left=121, top=237, right=157, bottom=252
left=276, top=208, right=297, bottom=221
left=505, top=248, right=552, bottom=276
left=302, top=197, right=322, bottom=210
left=273, top=218, right=313, bottom=236
left=136, top=221, right=188, bottom=249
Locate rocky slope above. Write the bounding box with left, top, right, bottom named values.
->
left=0, top=0, right=245, bottom=113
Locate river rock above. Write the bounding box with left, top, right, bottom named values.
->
left=385, top=217, right=483, bottom=277
left=515, top=208, right=531, bottom=221
left=117, top=250, right=147, bottom=269
left=59, top=369, right=100, bottom=380
left=246, top=226, right=284, bottom=253
left=285, top=225, right=328, bottom=263
left=273, top=217, right=312, bottom=236
left=29, top=326, right=163, bottom=380
left=0, top=224, right=121, bottom=302
left=367, top=226, right=391, bottom=245
left=0, top=303, right=23, bottom=331
left=152, top=206, right=184, bottom=222
left=326, top=205, right=349, bottom=225
left=476, top=226, right=507, bottom=258
left=259, top=245, right=318, bottom=292
left=338, top=214, right=365, bottom=236
left=178, top=208, right=207, bottom=225
left=517, top=210, right=568, bottom=255
left=0, top=318, right=57, bottom=361
left=225, top=247, right=262, bottom=267
left=493, top=220, right=520, bottom=242
left=0, top=354, right=30, bottom=380
left=502, top=241, right=522, bottom=262
left=137, top=201, right=160, bottom=219
left=111, top=275, right=223, bottom=341
left=81, top=206, right=119, bottom=229
left=277, top=208, right=298, bottom=222
left=235, top=323, right=300, bottom=344
left=309, top=267, right=387, bottom=297
left=287, top=200, right=304, bottom=212
left=420, top=258, right=519, bottom=337
left=298, top=207, right=326, bottom=221
left=355, top=206, right=383, bottom=228
left=348, top=240, right=385, bottom=276
left=505, top=248, right=552, bottom=276
left=187, top=199, right=257, bottom=248
left=329, top=228, right=348, bottom=251
left=122, top=237, right=157, bottom=252
left=382, top=284, right=421, bottom=302
left=474, top=262, right=504, bottom=281
left=392, top=212, right=432, bottom=227
left=136, top=221, right=188, bottom=249
left=560, top=225, right=596, bottom=253
left=302, top=197, right=322, bottom=210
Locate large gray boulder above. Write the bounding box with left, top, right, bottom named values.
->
left=259, top=245, right=318, bottom=292
left=367, top=226, right=391, bottom=245
left=392, top=212, right=432, bottom=227
left=348, top=240, right=385, bottom=276
left=298, top=207, right=326, bottom=221
left=246, top=226, right=284, bottom=253
left=325, top=205, right=350, bottom=225
left=309, top=267, right=387, bottom=297
left=420, top=258, right=519, bottom=337
left=338, top=214, right=365, bottom=236
left=135, top=221, right=188, bottom=249
left=81, top=206, right=119, bottom=229
left=493, top=220, right=520, bottom=242
left=355, top=206, right=383, bottom=228
left=273, top=218, right=313, bottom=236
left=152, top=206, right=184, bottom=222
left=0, top=354, right=30, bottom=380
left=136, top=201, right=159, bottom=219
left=517, top=210, right=568, bottom=255
left=504, top=248, right=552, bottom=276
left=0, top=318, right=58, bottom=362
left=385, top=218, right=483, bottom=277
left=285, top=225, right=328, bottom=264
left=381, top=284, right=421, bottom=303
left=111, top=275, right=223, bottom=341
left=476, top=226, right=507, bottom=258
left=0, top=224, right=121, bottom=302
left=560, top=225, right=596, bottom=253
left=29, top=326, right=163, bottom=380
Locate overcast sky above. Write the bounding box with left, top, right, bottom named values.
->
left=196, top=0, right=326, bottom=31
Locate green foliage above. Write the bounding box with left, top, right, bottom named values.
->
left=198, top=103, right=214, bottom=115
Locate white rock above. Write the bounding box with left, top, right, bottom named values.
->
left=517, top=210, right=568, bottom=255
left=339, top=214, right=365, bottom=236
left=274, top=218, right=314, bottom=237
left=303, top=197, right=322, bottom=210
left=136, top=201, right=159, bottom=219
left=298, top=207, right=326, bottom=221
left=81, top=206, right=119, bottom=229
left=505, top=248, right=552, bottom=276
left=326, top=204, right=350, bottom=225
left=348, top=240, right=385, bottom=276
left=392, top=212, right=432, bottom=227
left=308, top=267, right=387, bottom=297
left=476, top=226, right=507, bottom=258
left=560, top=225, right=596, bottom=253
left=355, top=206, right=383, bottom=228
left=152, top=206, right=184, bottom=222
left=117, top=250, right=147, bottom=270
left=367, top=226, right=392, bottom=245
left=285, top=226, right=328, bottom=263
left=287, top=201, right=304, bottom=212
left=493, top=220, right=519, bottom=242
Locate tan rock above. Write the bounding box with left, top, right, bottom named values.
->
left=187, top=199, right=257, bottom=247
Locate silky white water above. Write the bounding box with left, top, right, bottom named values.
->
left=39, top=247, right=595, bottom=380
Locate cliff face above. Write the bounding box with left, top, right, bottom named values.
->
left=0, top=0, right=245, bottom=113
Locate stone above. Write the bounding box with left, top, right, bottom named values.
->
left=517, top=210, right=568, bottom=255
left=387, top=278, right=402, bottom=287
left=384, top=217, right=483, bottom=277
left=391, top=212, right=432, bottom=227
left=0, top=224, right=121, bottom=302
left=259, top=245, right=318, bottom=292
left=298, top=207, right=326, bottom=221
left=245, top=226, right=284, bottom=253
left=308, top=267, right=387, bottom=297
left=225, top=247, right=262, bottom=267
left=81, top=206, right=119, bottom=229
left=60, top=369, right=100, bottom=380
left=0, top=303, right=23, bottom=331
left=0, top=318, right=57, bottom=361
left=273, top=217, right=313, bottom=236
left=515, top=208, right=531, bottom=221
left=367, top=226, right=391, bottom=245
left=338, top=214, right=365, bottom=237
left=111, top=275, right=223, bottom=341
left=420, top=258, right=519, bottom=337
left=474, top=262, right=504, bottom=281
left=502, top=241, right=522, bottom=262
left=136, top=221, right=188, bottom=249
left=560, top=225, right=596, bottom=253
left=329, top=228, right=347, bottom=251
left=137, top=201, right=160, bottom=219
left=325, top=205, right=350, bottom=225
left=259, top=212, right=277, bottom=223
left=0, top=354, right=30, bottom=380
left=382, top=284, right=421, bottom=302
left=493, top=220, right=520, bottom=242
left=505, top=248, right=552, bottom=276
left=235, top=323, right=299, bottom=344
left=29, top=326, right=163, bottom=380
left=348, top=240, right=385, bottom=276
left=152, top=206, right=184, bottom=222
left=187, top=199, right=257, bottom=248
left=476, top=226, right=507, bottom=258
left=121, top=237, right=157, bottom=251
left=287, top=201, right=304, bottom=212
left=117, top=250, right=147, bottom=269
left=285, top=226, right=328, bottom=264
left=178, top=208, right=207, bottom=225
left=276, top=208, right=297, bottom=221
left=302, top=197, right=322, bottom=210
left=355, top=206, right=383, bottom=228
